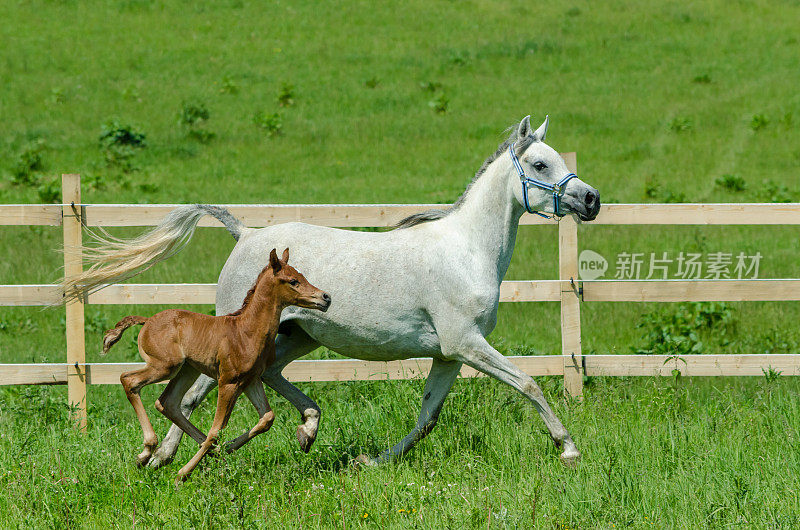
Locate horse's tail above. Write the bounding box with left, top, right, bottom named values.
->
left=102, top=315, right=148, bottom=355
left=60, top=204, right=245, bottom=303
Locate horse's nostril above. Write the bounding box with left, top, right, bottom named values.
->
left=584, top=192, right=595, bottom=207
left=322, top=293, right=331, bottom=303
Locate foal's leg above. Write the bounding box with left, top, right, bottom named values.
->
left=176, top=382, right=242, bottom=483
left=445, top=333, right=580, bottom=466
left=356, top=358, right=462, bottom=466
left=147, top=374, right=217, bottom=468
left=120, top=362, right=175, bottom=466
left=225, top=380, right=275, bottom=453
left=151, top=323, right=320, bottom=468
left=154, top=364, right=207, bottom=445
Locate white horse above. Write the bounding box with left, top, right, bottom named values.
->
left=65, top=116, right=599, bottom=467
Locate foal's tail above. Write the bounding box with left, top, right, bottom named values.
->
left=59, top=204, right=246, bottom=303
left=102, top=316, right=148, bottom=355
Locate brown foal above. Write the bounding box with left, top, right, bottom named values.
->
left=103, top=248, right=330, bottom=482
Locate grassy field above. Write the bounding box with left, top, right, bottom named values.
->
left=1, top=376, right=799, bottom=528
left=1, top=0, right=800, bottom=527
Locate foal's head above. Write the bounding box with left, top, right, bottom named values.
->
left=269, top=248, right=331, bottom=311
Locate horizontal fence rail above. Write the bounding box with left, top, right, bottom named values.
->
left=1, top=169, right=799, bottom=428
left=5, top=202, right=800, bottom=227
left=4, top=354, right=798, bottom=387
left=5, top=279, right=800, bottom=307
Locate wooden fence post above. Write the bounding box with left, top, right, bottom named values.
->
left=62, top=174, right=87, bottom=430
left=559, top=153, right=583, bottom=399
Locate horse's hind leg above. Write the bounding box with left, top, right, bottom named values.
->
left=355, top=358, right=462, bottom=466
left=225, top=380, right=275, bottom=453
left=154, top=364, right=207, bottom=445
left=120, top=363, right=175, bottom=466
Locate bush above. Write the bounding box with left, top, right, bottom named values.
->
left=632, top=302, right=733, bottom=356
left=219, top=75, right=239, bottom=95
left=178, top=101, right=210, bottom=127
left=10, top=139, right=47, bottom=186
left=750, top=114, right=769, bottom=131
left=36, top=178, right=60, bottom=203
left=187, top=129, right=216, bottom=143
left=253, top=111, right=283, bottom=137
left=179, top=101, right=215, bottom=143
left=715, top=174, right=746, bottom=192
left=83, top=174, right=108, bottom=190
left=668, top=116, right=692, bottom=132
left=758, top=179, right=795, bottom=203
left=277, top=83, right=295, bottom=107
left=429, top=93, right=449, bottom=114
left=98, top=120, right=147, bottom=172
left=643, top=178, right=686, bottom=202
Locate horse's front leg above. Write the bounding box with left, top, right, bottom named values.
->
left=355, top=358, right=462, bottom=466
left=261, top=323, right=322, bottom=452
left=147, top=374, right=218, bottom=468
left=445, top=332, right=581, bottom=466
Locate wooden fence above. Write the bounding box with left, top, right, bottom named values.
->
left=2, top=162, right=800, bottom=430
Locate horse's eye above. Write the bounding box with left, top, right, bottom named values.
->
left=289, top=279, right=299, bottom=286
left=533, top=162, right=547, bottom=171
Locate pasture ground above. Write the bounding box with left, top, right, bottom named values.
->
left=1, top=376, right=799, bottom=528
left=1, top=0, right=799, bottom=527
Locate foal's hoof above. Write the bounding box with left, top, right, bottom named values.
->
left=296, top=425, right=317, bottom=453
left=354, top=454, right=379, bottom=467
left=136, top=451, right=152, bottom=468
left=174, top=473, right=188, bottom=487
left=559, top=448, right=581, bottom=469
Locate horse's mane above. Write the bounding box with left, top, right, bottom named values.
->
left=393, top=126, right=534, bottom=229
left=226, top=263, right=274, bottom=316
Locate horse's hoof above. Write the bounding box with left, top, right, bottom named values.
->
left=147, top=451, right=172, bottom=469
left=354, top=454, right=378, bottom=467
left=559, top=449, right=581, bottom=469
left=174, top=474, right=187, bottom=487
left=296, top=425, right=316, bottom=453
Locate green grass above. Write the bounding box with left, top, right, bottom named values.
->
left=1, top=377, right=798, bottom=528
left=1, top=0, right=800, bottom=527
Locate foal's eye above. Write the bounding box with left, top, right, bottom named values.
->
left=533, top=161, right=547, bottom=171
left=289, top=279, right=300, bottom=286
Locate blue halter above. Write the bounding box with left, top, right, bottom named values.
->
left=509, top=143, right=577, bottom=219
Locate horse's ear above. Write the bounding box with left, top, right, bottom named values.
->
left=532, top=115, right=549, bottom=142
left=269, top=248, right=282, bottom=272
left=281, top=248, right=290, bottom=263
left=517, top=115, right=532, bottom=138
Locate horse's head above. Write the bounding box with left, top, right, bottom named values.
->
left=509, top=115, right=600, bottom=221
left=270, top=248, right=331, bottom=312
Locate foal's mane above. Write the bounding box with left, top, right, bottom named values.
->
left=226, top=263, right=274, bottom=317
left=393, top=125, right=534, bottom=229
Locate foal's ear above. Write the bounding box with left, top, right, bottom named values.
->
left=269, top=248, right=282, bottom=272
left=531, top=115, right=549, bottom=142
left=517, top=115, right=532, bottom=138
left=281, top=248, right=290, bottom=263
